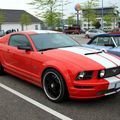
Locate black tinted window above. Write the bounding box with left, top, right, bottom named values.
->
left=9, top=35, right=31, bottom=47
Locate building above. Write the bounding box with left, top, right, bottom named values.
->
left=0, top=9, right=44, bottom=32
left=81, top=7, right=119, bottom=31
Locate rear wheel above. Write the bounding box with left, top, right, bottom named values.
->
left=0, top=64, right=4, bottom=75
left=42, top=69, right=68, bottom=102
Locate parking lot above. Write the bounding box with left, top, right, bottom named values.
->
left=0, top=35, right=120, bottom=120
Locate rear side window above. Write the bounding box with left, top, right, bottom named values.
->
left=90, top=37, right=114, bottom=46
left=9, top=34, right=31, bottom=47
left=97, top=37, right=113, bottom=46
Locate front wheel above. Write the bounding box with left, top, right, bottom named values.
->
left=42, top=69, right=68, bottom=102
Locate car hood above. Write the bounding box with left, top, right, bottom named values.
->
left=44, top=46, right=120, bottom=70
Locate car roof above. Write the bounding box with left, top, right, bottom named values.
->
left=95, top=34, right=120, bottom=37
left=8, top=30, right=61, bottom=36
left=22, top=30, right=61, bottom=34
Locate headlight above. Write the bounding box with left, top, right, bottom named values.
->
left=76, top=71, right=93, bottom=80
left=99, top=70, right=105, bottom=78
left=77, top=72, right=85, bottom=79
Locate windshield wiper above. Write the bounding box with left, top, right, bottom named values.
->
left=59, top=45, right=80, bottom=48
left=85, top=51, right=102, bottom=55
left=38, top=47, right=58, bottom=51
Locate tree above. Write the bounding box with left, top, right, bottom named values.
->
left=67, top=15, right=76, bottom=26
left=43, top=11, right=62, bottom=29
left=0, top=11, right=5, bottom=31
left=29, top=0, right=70, bottom=29
left=104, top=14, right=115, bottom=29
left=82, top=0, right=99, bottom=29
left=20, top=13, right=32, bottom=30
left=92, top=21, right=101, bottom=29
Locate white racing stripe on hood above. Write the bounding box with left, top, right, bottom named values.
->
left=86, top=54, right=115, bottom=68
left=117, top=74, right=120, bottom=77
left=105, top=77, right=120, bottom=89
left=60, top=47, right=116, bottom=68
left=60, top=47, right=90, bottom=55
left=99, top=53, right=120, bottom=66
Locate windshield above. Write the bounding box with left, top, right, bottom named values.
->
left=113, top=37, right=120, bottom=47
left=30, top=33, right=79, bottom=51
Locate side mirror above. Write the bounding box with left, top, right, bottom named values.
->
left=17, top=45, right=32, bottom=51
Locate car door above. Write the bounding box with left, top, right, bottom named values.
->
left=4, top=34, right=36, bottom=80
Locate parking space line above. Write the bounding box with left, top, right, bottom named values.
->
left=0, top=83, right=72, bottom=120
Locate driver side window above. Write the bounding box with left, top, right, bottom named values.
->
left=9, top=34, right=31, bottom=47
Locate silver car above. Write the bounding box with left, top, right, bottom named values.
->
left=85, top=29, right=105, bottom=38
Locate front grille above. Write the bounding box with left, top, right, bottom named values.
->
left=104, top=66, right=120, bottom=78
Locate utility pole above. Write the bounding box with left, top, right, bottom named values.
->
left=101, top=0, right=104, bottom=30
left=61, top=0, right=64, bottom=31
left=75, top=3, right=81, bottom=26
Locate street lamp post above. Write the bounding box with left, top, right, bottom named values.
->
left=101, top=0, right=104, bottom=30
left=75, top=3, right=81, bottom=26
left=61, top=0, right=64, bottom=31
left=77, top=11, right=80, bottom=26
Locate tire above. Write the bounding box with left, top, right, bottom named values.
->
left=0, top=64, right=4, bottom=75
left=42, top=69, right=68, bottom=102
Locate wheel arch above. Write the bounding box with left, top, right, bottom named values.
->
left=41, top=66, right=69, bottom=86
left=41, top=65, right=71, bottom=95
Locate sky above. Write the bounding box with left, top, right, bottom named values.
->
left=0, top=0, right=120, bottom=19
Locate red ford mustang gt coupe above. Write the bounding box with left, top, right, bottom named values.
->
left=0, top=30, right=120, bottom=102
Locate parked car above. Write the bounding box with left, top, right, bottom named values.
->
left=0, top=30, right=5, bottom=37
left=80, top=28, right=86, bottom=34
left=109, top=28, right=120, bottom=34
left=83, top=34, right=120, bottom=57
left=0, top=30, right=120, bottom=102
left=85, top=29, right=105, bottom=38
left=64, top=25, right=81, bottom=34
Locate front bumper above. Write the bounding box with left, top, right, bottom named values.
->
left=69, top=76, right=120, bottom=99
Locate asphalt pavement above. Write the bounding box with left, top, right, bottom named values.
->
left=69, top=34, right=90, bottom=44
left=0, top=35, right=120, bottom=120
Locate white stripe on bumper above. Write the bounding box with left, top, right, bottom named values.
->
left=105, top=76, right=120, bottom=96
left=105, top=76, right=120, bottom=89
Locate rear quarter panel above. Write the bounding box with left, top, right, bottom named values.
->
left=0, top=35, right=10, bottom=64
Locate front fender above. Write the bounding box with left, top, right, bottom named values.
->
left=41, top=60, right=73, bottom=89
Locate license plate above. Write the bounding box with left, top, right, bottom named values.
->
left=116, top=82, right=120, bottom=89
